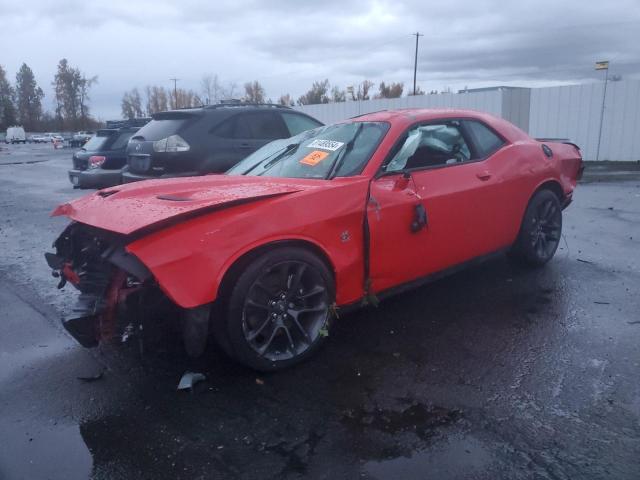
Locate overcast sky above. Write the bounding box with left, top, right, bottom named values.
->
left=1, top=0, right=639, bottom=120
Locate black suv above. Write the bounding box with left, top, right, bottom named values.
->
left=69, top=118, right=150, bottom=189
left=122, top=103, right=322, bottom=183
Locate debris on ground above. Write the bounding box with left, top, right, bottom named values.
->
left=77, top=371, right=104, bottom=383
left=593, top=301, right=610, bottom=305
left=255, top=378, right=265, bottom=385
left=577, top=258, right=594, bottom=264
left=177, top=371, right=206, bottom=391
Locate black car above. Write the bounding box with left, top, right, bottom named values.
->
left=122, top=103, right=322, bottom=183
left=68, top=118, right=150, bottom=189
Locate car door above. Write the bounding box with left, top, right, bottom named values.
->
left=366, top=119, right=510, bottom=293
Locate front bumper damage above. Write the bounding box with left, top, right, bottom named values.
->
left=45, top=223, right=168, bottom=348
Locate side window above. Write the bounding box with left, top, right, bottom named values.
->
left=464, top=120, right=504, bottom=158
left=385, top=122, right=472, bottom=172
left=211, top=117, right=237, bottom=138
left=110, top=132, right=134, bottom=150
left=281, top=112, right=322, bottom=136
left=242, top=112, right=287, bottom=139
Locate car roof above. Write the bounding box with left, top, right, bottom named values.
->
left=158, top=103, right=294, bottom=117
left=349, top=108, right=530, bottom=142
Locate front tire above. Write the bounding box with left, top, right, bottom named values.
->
left=512, top=189, right=562, bottom=266
left=219, top=247, right=334, bottom=371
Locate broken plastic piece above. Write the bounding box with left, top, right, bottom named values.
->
left=77, top=371, right=104, bottom=383
left=177, top=371, right=206, bottom=391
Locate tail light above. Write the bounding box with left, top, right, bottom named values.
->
left=88, top=156, right=106, bottom=168
left=153, top=135, right=190, bottom=153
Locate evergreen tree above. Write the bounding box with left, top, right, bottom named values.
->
left=15, top=63, right=44, bottom=131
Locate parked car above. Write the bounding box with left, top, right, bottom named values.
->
left=70, top=131, right=95, bottom=147
left=29, top=134, right=49, bottom=143
left=41, top=133, right=63, bottom=143
left=121, top=103, right=323, bottom=183
left=5, top=126, right=26, bottom=144
left=46, top=109, right=583, bottom=371
left=68, top=119, right=149, bottom=189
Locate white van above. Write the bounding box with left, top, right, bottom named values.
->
left=5, top=126, right=27, bottom=144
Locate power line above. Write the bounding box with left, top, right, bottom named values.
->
left=411, top=32, right=423, bottom=95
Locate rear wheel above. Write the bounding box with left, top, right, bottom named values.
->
left=219, top=247, right=334, bottom=371
left=512, top=189, right=562, bottom=266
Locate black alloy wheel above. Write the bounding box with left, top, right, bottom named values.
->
left=513, top=189, right=563, bottom=266
left=222, top=247, right=334, bottom=371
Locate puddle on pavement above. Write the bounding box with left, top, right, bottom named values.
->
left=363, top=434, right=493, bottom=480
left=0, top=421, right=92, bottom=480
left=342, top=403, right=460, bottom=440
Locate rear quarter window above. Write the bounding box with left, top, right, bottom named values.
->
left=82, top=134, right=110, bottom=151
left=136, top=118, right=190, bottom=141
left=464, top=120, right=505, bottom=158
left=281, top=112, right=323, bottom=136
left=242, top=112, right=288, bottom=139
left=110, top=131, right=135, bottom=150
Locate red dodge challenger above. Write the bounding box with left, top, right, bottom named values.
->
left=46, top=109, right=583, bottom=371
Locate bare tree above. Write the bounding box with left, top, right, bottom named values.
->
left=221, top=81, right=238, bottom=100
left=278, top=93, right=294, bottom=106
left=243, top=80, right=265, bottom=103
left=78, top=74, right=98, bottom=128
left=169, top=88, right=202, bottom=109
left=145, top=85, right=169, bottom=115
left=297, top=79, right=330, bottom=105
left=376, top=81, right=404, bottom=99
left=201, top=74, right=224, bottom=105
left=121, top=88, right=144, bottom=119
left=331, top=86, right=346, bottom=102
left=349, top=80, right=375, bottom=101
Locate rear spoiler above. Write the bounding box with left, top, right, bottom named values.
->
left=535, top=138, right=580, bottom=151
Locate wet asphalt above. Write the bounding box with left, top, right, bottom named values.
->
left=0, top=143, right=639, bottom=480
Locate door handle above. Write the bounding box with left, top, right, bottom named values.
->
left=410, top=204, right=428, bottom=233
left=476, top=171, right=492, bottom=181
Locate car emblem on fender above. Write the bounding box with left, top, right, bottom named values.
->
left=135, top=143, right=141, bottom=152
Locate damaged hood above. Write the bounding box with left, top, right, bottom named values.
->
left=52, top=175, right=320, bottom=235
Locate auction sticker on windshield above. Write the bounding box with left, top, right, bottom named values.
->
left=300, top=150, right=329, bottom=166
left=307, top=139, right=344, bottom=151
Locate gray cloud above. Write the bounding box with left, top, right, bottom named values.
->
left=1, top=0, right=638, bottom=119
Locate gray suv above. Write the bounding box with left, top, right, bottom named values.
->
left=122, top=103, right=322, bottom=183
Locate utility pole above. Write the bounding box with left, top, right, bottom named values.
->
left=170, top=78, right=180, bottom=109
left=412, top=32, right=423, bottom=95
left=594, top=61, right=610, bottom=161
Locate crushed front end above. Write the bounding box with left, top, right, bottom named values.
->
left=45, top=222, right=174, bottom=348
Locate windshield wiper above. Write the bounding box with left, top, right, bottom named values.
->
left=255, top=143, right=300, bottom=176
left=242, top=143, right=299, bottom=175
left=325, top=123, right=364, bottom=179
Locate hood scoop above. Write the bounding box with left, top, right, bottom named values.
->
left=98, top=190, right=119, bottom=198
left=156, top=194, right=192, bottom=202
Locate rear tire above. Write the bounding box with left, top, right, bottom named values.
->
left=511, top=189, right=562, bottom=266
left=216, top=247, right=334, bottom=371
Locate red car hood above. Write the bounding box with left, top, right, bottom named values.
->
left=52, top=175, right=321, bottom=235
